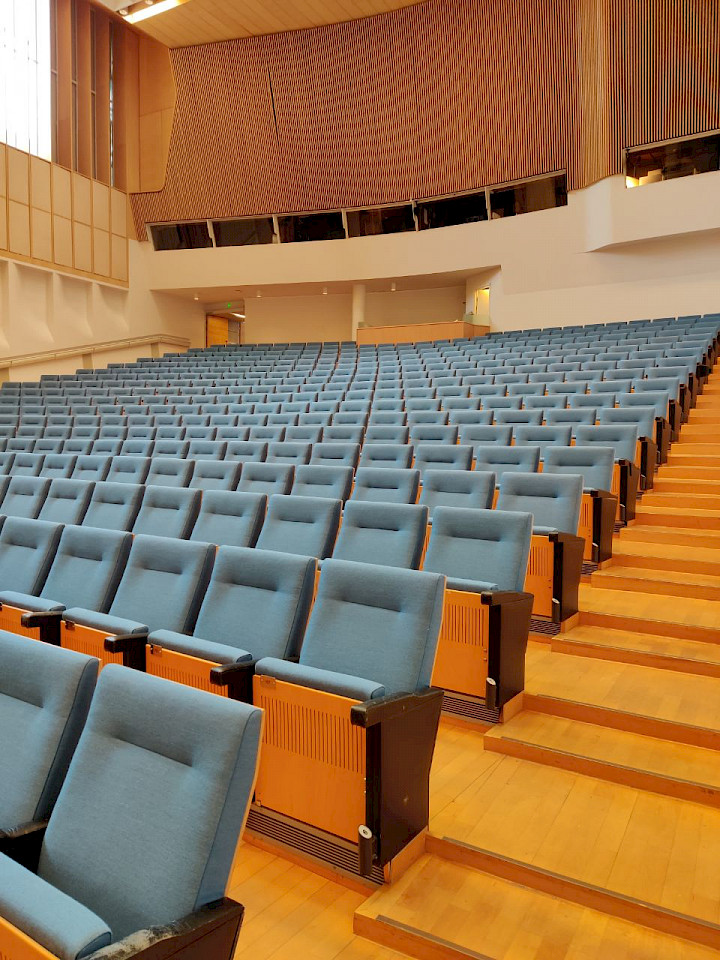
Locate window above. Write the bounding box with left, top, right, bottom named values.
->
left=277, top=212, right=346, bottom=243
left=490, top=174, right=567, bottom=218
left=150, top=222, right=213, bottom=251
left=213, top=218, right=275, bottom=246
left=626, top=133, right=720, bottom=187
left=346, top=205, right=416, bottom=237
left=0, top=0, right=52, bottom=160
left=415, top=192, right=487, bottom=230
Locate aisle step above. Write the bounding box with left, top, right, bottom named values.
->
left=355, top=854, right=720, bottom=959
left=484, top=711, right=720, bottom=806
left=643, top=492, right=720, bottom=509
left=590, top=565, right=720, bottom=601
left=651, top=477, right=720, bottom=494
left=551, top=623, right=720, bottom=677
left=633, top=505, right=720, bottom=529
left=617, top=524, right=720, bottom=548
left=578, top=584, right=720, bottom=643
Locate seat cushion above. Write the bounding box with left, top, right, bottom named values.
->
left=0, top=591, right=64, bottom=613
left=147, top=629, right=253, bottom=666
left=62, top=608, right=148, bottom=636
left=0, top=853, right=111, bottom=960
left=256, top=657, right=385, bottom=701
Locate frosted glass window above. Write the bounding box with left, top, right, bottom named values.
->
left=0, top=0, right=52, bottom=160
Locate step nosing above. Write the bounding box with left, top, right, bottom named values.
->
left=557, top=638, right=720, bottom=666
left=371, top=916, right=493, bottom=960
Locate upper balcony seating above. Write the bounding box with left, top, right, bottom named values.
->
left=0, top=664, right=262, bottom=960
left=497, top=472, right=584, bottom=624
left=253, top=558, right=445, bottom=877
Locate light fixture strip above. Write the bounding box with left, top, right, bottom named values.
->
left=122, top=0, right=190, bottom=25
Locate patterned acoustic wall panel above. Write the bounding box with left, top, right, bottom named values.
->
left=130, top=0, right=720, bottom=237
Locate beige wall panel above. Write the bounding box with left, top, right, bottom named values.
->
left=72, top=174, right=92, bottom=226
left=73, top=222, right=92, bottom=271
left=7, top=149, right=29, bottom=205
left=52, top=166, right=72, bottom=220
left=111, top=235, right=128, bottom=281
left=92, top=181, right=110, bottom=232
left=30, top=158, right=52, bottom=213
left=53, top=216, right=73, bottom=267
left=0, top=201, right=7, bottom=250
left=93, top=228, right=111, bottom=277
left=31, top=209, right=53, bottom=262
left=111, top=189, right=128, bottom=237
left=8, top=201, right=30, bottom=255
left=0, top=144, right=6, bottom=197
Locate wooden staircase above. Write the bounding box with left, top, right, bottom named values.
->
left=355, top=361, right=720, bottom=960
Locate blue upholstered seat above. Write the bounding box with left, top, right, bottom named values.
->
left=0, top=476, right=51, bottom=519
left=310, top=441, right=360, bottom=468
left=148, top=546, right=315, bottom=665
left=186, top=439, right=227, bottom=461
left=472, top=445, right=540, bottom=482
left=236, top=461, right=294, bottom=497
left=256, top=558, right=445, bottom=700
left=188, top=459, right=242, bottom=491
left=599, top=405, right=656, bottom=439
left=10, top=453, right=45, bottom=477
left=266, top=441, right=312, bottom=465
left=497, top=472, right=583, bottom=536
left=574, top=423, right=639, bottom=463
left=145, top=456, right=194, bottom=488
left=42, top=455, right=78, bottom=480
left=225, top=440, right=268, bottom=462
left=458, top=425, right=513, bottom=447
left=358, top=444, right=414, bottom=471
left=0, top=517, right=62, bottom=595
left=351, top=468, right=420, bottom=504
left=70, top=456, right=111, bottom=483
left=37, top=479, right=94, bottom=525
left=0, top=632, right=98, bottom=829
left=363, top=426, right=410, bottom=445
left=132, top=486, right=201, bottom=540
left=419, top=469, right=496, bottom=517
left=423, top=506, right=532, bottom=593
left=513, top=425, right=572, bottom=448
left=256, top=494, right=340, bottom=559
left=331, top=500, right=428, bottom=569
left=105, top=456, right=150, bottom=485
left=413, top=444, right=473, bottom=474
left=81, top=482, right=144, bottom=532
left=152, top=438, right=190, bottom=458
left=291, top=464, right=353, bottom=501
left=543, top=445, right=614, bottom=492
left=0, top=665, right=262, bottom=959
left=190, top=490, right=266, bottom=548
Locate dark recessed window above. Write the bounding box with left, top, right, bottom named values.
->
left=346, top=205, right=415, bottom=237
left=415, top=192, right=487, bottom=230
left=150, top=222, right=213, bottom=251
left=626, top=133, right=720, bottom=186
left=212, top=218, right=275, bottom=246
left=278, top=212, right=346, bottom=243
left=490, top=175, right=567, bottom=219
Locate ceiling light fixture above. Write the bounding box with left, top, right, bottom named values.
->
left=232, top=313, right=246, bottom=319
left=123, top=0, right=190, bottom=24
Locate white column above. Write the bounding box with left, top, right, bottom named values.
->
left=351, top=282, right=366, bottom=340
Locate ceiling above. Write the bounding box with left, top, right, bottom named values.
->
left=114, top=0, right=427, bottom=48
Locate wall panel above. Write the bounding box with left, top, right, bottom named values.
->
left=130, top=0, right=720, bottom=237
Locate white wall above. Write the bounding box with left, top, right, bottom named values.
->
left=142, top=172, right=720, bottom=335
left=0, top=239, right=205, bottom=377
left=365, top=286, right=466, bottom=327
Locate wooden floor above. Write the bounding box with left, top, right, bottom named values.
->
left=233, top=361, right=720, bottom=960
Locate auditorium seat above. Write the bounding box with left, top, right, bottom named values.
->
left=90, top=439, right=123, bottom=457
left=310, top=441, right=360, bottom=469
left=358, top=443, right=414, bottom=470
left=188, top=459, right=242, bottom=492
left=497, top=472, right=584, bottom=623
left=0, top=664, right=261, bottom=960
left=71, top=456, right=111, bottom=483
left=236, top=462, right=294, bottom=496
left=61, top=535, right=215, bottom=668
left=266, top=441, right=312, bottom=465
left=186, top=439, right=227, bottom=461
left=0, top=519, right=62, bottom=613
left=132, top=486, right=201, bottom=540
left=291, top=464, right=354, bottom=502
left=413, top=444, right=473, bottom=474
left=0, top=476, right=51, bottom=519
left=0, top=632, right=98, bottom=861
left=145, top=546, right=316, bottom=696
left=105, top=456, right=151, bottom=486
left=331, top=500, right=427, bottom=569
left=145, top=456, right=194, bottom=488
left=11, top=453, right=45, bottom=477
left=351, top=467, right=420, bottom=504
left=599, top=406, right=659, bottom=489
left=82, top=482, right=144, bottom=532
left=472, top=445, right=540, bottom=484
left=225, top=440, right=268, bottom=463
left=255, top=494, right=341, bottom=559
left=574, top=423, right=640, bottom=522
left=37, top=479, right=94, bottom=526
left=253, top=558, right=445, bottom=876
left=419, top=469, right=496, bottom=519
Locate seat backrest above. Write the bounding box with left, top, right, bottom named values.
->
left=236, top=461, right=294, bottom=496
left=0, top=517, right=62, bottom=594
left=105, top=456, right=151, bottom=485
left=513, top=425, right=572, bottom=447
left=71, top=455, right=111, bottom=482
left=419, top=469, right=496, bottom=517
left=186, top=439, right=227, bottom=460
left=497, top=472, right=583, bottom=535
left=195, top=546, right=315, bottom=659
left=494, top=409, right=544, bottom=426
left=224, top=440, right=268, bottom=463
left=358, top=443, right=413, bottom=469
left=266, top=441, right=312, bottom=465
left=82, top=481, right=145, bottom=532
left=188, top=459, right=242, bottom=491
left=543, top=445, right=614, bottom=492
left=309, top=441, right=360, bottom=468
left=256, top=494, right=341, bottom=559
left=153, top=439, right=190, bottom=459
left=424, top=506, right=532, bottom=592
left=599, top=405, right=656, bottom=439
left=37, top=665, right=262, bottom=941
left=459, top=425, right=513, bottom=446
left=145, top=457, right=194, bottom=488
left=11, top=452, right=45, bottom=476
left=291, top=464, right=353, bottom=501
left=38, top=478, right=94, bottom=525
left=0, top=475, right=51, bottom=519
left=109, top=534, right=215, bottom=633
left=332, top=500, right=428, bottom=569
left=472, top=444, right=540, bottom=480
left=351, top=467, right=420, bottom=504
left=132, top=485, right=201, bottom=539
left=299, top=559, right=444, bottom=695
left=41, top=454, right=78, bottom=480
left=414, top=444, right=473, bottom=473
left=0, top=633, right=98, bottom=826
left=574, top=423, right=639, bottom=462
left=617, top=390, right=670, bottom=420
left=40, top=525, right=132, bottom=612
left=190, top=490, right=266, bottom=548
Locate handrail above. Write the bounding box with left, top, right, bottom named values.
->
left=0, top=334, right=190, bottom=372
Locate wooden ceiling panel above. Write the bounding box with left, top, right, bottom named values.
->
left=129, top=0, right=427, bottom=47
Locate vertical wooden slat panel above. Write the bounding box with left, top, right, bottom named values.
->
left=75, top=0, right=93, bottom=178
left=94, top=11, right=111, bottom=184
left=55, top=0, right=73, bottom=170
left=112, top=24, right=129, bottom=191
